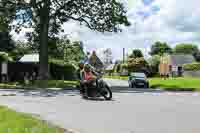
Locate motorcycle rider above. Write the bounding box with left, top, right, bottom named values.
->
left=77, top=61, right=85, bottom=79
left=77, top=60, right=85, bottom=93
left=81, top=63, right=97, bottom=98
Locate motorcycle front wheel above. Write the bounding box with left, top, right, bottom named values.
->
left=100, top=85, right=112, bottom=100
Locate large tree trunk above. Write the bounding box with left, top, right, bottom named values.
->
left=38, top=0, right=50, bottom=80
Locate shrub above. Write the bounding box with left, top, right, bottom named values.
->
left=0, top=52, right=13, bottom=62
left=127, top=57, right=148, bottom=72
left=183, top=63, right=200, bottom=71
left=49, top=59, right=77, bottom=80
left=121, top=63, right=128, bottom=69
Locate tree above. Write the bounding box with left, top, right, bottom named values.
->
left=195, top=52, right=200, bottom=62
left=127, top=57, right=148, bottom=74
left=127, top=49, right=148, bottom=74
left=0, top=14, right=15, bottom=52
left=63, top=41, right=86, bottom=64
left=150, top=41, right=172, bottom=56
left=147, top=55, right=161, bottom=75
left=10, top=40, right=34, bottom=60
left=0, top=0, right=130, bottom=80
left=148, top=55, right=160, bottom=67
left=0, top=15, right=8, bottom=32
left=129, top=49, right=143, bottom=58
left=103, top=48, right=113, bottom=65
left=0, top=32, right=15, bottom=52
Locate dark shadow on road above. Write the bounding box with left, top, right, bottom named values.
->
left=0, top=88, right=116, bottom=102
left=83, top=97, right=105, bottom=101
left=0, top=88, right=81, bottom=98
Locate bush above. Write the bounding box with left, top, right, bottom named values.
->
left=0, top=52, right=13, bottom=62
left=183, top=63, right=200, bottom=71
left=49, top=59, right=77, bottom=80
left=121, top=63, right=128, bottom=69
left=148, top=55, right=160, bottom=75
left=127, top=57, right=148, bottom=72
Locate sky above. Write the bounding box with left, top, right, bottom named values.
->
left=12, top=0, right=200, bottom=61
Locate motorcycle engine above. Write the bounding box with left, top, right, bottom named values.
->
left=92, top=82, right=96, bottom=86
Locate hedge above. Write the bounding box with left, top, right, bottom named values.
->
left=49, top=59, right=77, bottom=80
left=183, top=63, right=200, bottom=71
left=0, top=52, right=13, bottom=62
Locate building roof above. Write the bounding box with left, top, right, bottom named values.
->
left=19, top=54, right=39, bottom=63
left=170, top=54, right=195, bottom=65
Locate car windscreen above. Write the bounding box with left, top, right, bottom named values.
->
left=131, top=73, right=146, bottom=78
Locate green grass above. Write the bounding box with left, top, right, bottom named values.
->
left=149, top=78, right=200, bottom=91
left=0, top=82, right=19, bottom=89
left=104, top=75, right=128, bottom=80
left=0, top=80, right=79, bottom=89
left=29, top=80, right=78, bottom=88
left=0, top=106, right=65, bottom=133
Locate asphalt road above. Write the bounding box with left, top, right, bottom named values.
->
left=0, top=79, right=200, bottom=133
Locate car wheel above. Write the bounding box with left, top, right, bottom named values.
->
left=131, top=83, right=135, bottom=88
left=128, top=81, right=131, bottom=88
left=129, top=83, right=131, bottom=88
left=144, top=83, right=149, bottom=88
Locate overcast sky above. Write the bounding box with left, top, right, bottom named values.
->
left=12, top=0, right=200, bottom=61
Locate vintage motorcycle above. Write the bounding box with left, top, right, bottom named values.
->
left=80, top=72, right=112, bottom=100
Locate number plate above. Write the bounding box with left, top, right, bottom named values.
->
left=138, top=83, right=144, bottom=85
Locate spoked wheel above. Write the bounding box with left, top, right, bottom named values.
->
left=100, top=85, right=112, bottom=100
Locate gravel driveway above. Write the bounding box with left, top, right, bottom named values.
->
left=0, top=79, right=200, bottom=133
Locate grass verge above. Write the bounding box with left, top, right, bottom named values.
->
left=0, top=80, right=79, bottom=89
left=0, top=106, right=65, bottom=133
left=149, top=78, right=200, bottom=91
left=103, top=76, right=128, bottom=80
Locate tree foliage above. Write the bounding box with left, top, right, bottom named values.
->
left=0, top=15, right=8, bottom=32
left=0, top=15, right=15, bottom=52
left=129, top=49, right=143, bottom=58
left=127, top=49, right=148, bottom=74
left=195, top=52, right=200, bottom=62
left=148, top=55, right=160, bottom=67
left=0, top=0, right=129, bottom=79
left=0, top=51, right=13, bottom=62
left=147, top=55, right=161, bottom=75
left=127, top=57, right=148, bottom=72
left=183, top=63, right=200, bottom=71
left=150, top=41, right=172, bottom=56
left=10, top=40, right=34, bottom=60
left=63, top=41, right=86, bottom=64
left=0, top=32, right=15, bottom=52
